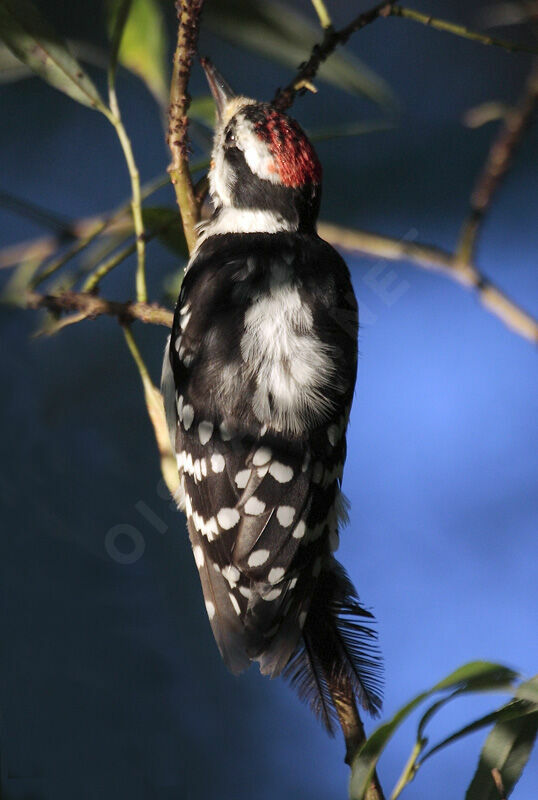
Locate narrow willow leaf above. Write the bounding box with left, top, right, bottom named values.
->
left=465, top=711, right=538, bottom=800
left=107, top=0, right=168, bottom=106
left=417, top=669, right=520, bottom=744
left=513, top=675, right=538, bottom=705
left=431, top=662, right=518, bottom=692
left=421, top=700, right=537, bottom=764
left=0, top=0, right=107, bottom=112
left=204, top=0, right=397, bottom=110
left=142, top=207, right=188, bottom=257
left=123, top=328, right=179, bottom=496
left=349, top=662, right=518, bottom=800
left=1, top=256, right=44, bottom=304
left=0, top=40, right=110, bottom=85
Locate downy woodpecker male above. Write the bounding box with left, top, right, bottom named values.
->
left=162, top=61, right=382, bottom=749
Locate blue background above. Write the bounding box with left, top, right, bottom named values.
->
left=0, top=1, right=536, bottom=798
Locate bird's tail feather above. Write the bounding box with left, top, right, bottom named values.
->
left=283, top=559, right=383, bottom=735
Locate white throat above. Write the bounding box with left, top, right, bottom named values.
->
left=196, top=207, right=296, bottom=248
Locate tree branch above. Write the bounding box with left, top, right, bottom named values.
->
left=167, top=0, right=205, bottom=253
left=390, top=5, right=538, bottom=55
left=273, top=2, right=395, bottom=111
left=318, top=223, right=538, bottom=343
left=20, top=220, right=538, bottom=345
left=458, top=61, right=538, bottom=262
left=273, top=1, right=537, bottom=113
left=24, top=290, right=173, bottom=328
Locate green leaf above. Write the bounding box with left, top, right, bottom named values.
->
left=204, top=0, right=397, bottom=110
left=421, top=699, right=537, bottom=765
left=142, top=207, right=188, bottom=257
left=107, top=0, right=168, bottom=106
left=0, top=0, right=107, bottom=112
left=0, top=40, right=111, bottom=85
left=349, top=662, right=518, bottom=800
left=465, top=711, right=538, bottom=800
left=513, top=674, right=538, bottom=705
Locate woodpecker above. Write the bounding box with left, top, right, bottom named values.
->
left=162, top=60, right=382, bottom=750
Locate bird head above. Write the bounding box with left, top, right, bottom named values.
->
left=201, top=59, right=322, bottom=234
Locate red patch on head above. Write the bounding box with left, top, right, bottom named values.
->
left=254, top=109, right=321, bottom=188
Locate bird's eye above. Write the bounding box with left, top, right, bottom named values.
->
left=224, top=128, right=236, bottom=146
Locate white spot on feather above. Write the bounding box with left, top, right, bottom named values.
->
left=198, top=420, right=213, bottom=445
left=248, top=549, right=270, bottom=567
left=182, top=404, right=194, bottom=431
left=244, top=496, right=266, bottom=516
left=253, top=446, right=272, bottom=466
left=222, top=565, right=240, bottom=586
left=269, top=461, right=293, bottom=483
left=217, top=508, right=240, bottom=530
left=268, top=567, right=285, bottom=584
left=193, top=545, right=204, bottom=568
left=205, top=600, right=215, bottom=620
left=292, top=520, right=306, bottom=539
left=211, top=453, right=225, bottom=473
left=277, top=505, right=295, bottom=527
left=235, top=468, right=251, bottom=489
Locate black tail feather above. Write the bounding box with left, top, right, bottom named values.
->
left=284, top=625, right=337, bottom=734
left=283, top=559, right=383, bottom=732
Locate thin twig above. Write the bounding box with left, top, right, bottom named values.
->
left=24, top=290, right=173, bottom=327
left=108, top=117, right=147, bottom=301
left=318, top=223, right=538, bottom=343
left=458, top=62, right=538, bottom=262
left=107, top=0, right=147, bottom=301
left=274, top=1, right=537, bottom=112
left=167, top=0, right=205, bottom=253
left=81, top=241, right=137, bottom=292
left=273, top=2, right=395, bottom=111
left=390, top=5, right=538, bottom=55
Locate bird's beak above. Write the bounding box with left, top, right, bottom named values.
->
left=201, top=57, right=236, bottom=123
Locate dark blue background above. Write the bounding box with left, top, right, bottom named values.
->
left=1, top=1, right=537, bottom=798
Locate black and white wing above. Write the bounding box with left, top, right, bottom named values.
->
left=163, top=233, right=358, bottom=679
